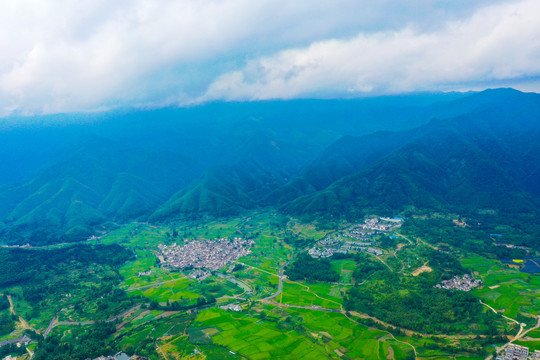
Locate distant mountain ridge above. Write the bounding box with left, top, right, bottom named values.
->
left=281, top=89, right=540, bottom=217
left=1, top=89, right=538, bottom=244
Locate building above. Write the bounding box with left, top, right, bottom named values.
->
left=0, top=335, right=31, bottom=349
left=503, top=344, right=529, bottom=360
left=91, top=352, right=134, bottom=360
left=220, top=304, right=242, bottom=312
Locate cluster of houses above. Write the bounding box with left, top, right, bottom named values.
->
left=90, top=353, right=146, bottom=360
left=319, top=237, right=341, bottom=246
left=220, top=303, right=242, bottom=312
left=0, top=335, right=31, bottom=349
left=435, top=274, right=482, bottom=292
left=158, top=237, right=254, bottom=271
left=351, top=217, right=401, bottom=233
left=342, top=241, right=379, bottom=253
left=495, top=344, right=537, bottom=360
left=308, top=247, right=339, bottom=258
left=345, top=217, right=402, bottom=239
left=188, top=269, right=211, bottom=281
left=308, top=217, right=398, bottom=258
left=308, top=244, right=384, bottom=259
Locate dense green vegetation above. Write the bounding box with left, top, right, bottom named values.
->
left=285, top=253, right=339, bottom=283
left=115, top=312, right=196, bottom=359
left=0, top=244, right=132, bottom=288
left=34, top=322, right=116, bottom=360
left=0, top=343, right=27, bottom=358
left=0, top=244, right=134, bottom=328
left=402, top=214, right=537, bottom=256
left=351, top=254, right=386, bottom=282
left=283, top=89, right=540, bottom=219
left=4, top=89, right=539, bottom=243
left=0, top=313, right=15, bottom=337
left=0, top=294, right=9, bottom=311
left=1, top=90, right=539, bottom=359
left=343, top=246, right=504, bottom=335
left=345, top=270, right=498, bottom=334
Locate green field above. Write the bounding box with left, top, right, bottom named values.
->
left=514, top=339, right=540, bottom=351
left=462, top=255, right=540, bottom=321
left=285, top=307, right=414, bottom=360
left=2, top=210, right=537, bottom=360
left=193, top=305, right=421, bottom=360
left=194, top=308, right=332, bottom=359
left=279, top=281, right=342, bottom=309
left=331, top=259, right=356, bottom=283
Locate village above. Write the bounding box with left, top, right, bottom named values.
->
left=496, top=344, right=540, bottom=360
left=435, top=274, right=482, bottom=292
left=308, top=217, right=402, bottom=259
left=158, top=237, right=254, bottom=271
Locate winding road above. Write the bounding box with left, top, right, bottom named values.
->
left=259, top=256, right=293, bottom=302
left=481, top=301, right=540, bottom=360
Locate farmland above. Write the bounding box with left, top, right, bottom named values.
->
left=462, top=255, right=540, bottom=323
left=0, top=210, right=538, bottom=359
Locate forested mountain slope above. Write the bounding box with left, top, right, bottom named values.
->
left=282, top=89, right=540, bottom=217
left=1, top=89, right=538, bottom=244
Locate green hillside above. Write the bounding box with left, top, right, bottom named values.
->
left=283, top=90, right=540, bottom=217
left=2, top=89, right=540, bottom=244
left=0, top=142, right=196, bottom=244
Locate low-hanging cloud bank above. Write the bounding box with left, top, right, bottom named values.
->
left=0, top=0, right=537, bottom=116
left=200, top=0, right=540, bottom=102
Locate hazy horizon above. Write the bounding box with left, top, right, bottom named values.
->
left=1, top=0, right=540, bottom=117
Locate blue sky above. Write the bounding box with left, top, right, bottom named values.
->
left=0, top=0, right=539, bottom=116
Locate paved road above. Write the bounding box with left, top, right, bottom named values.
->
left=53, top=320, right=94, bottom=327
left=105, top=304, right=142, bottom=323
left=260, top=256, right=293, bottom=302
left=44, top=315, right=59, bottom=339
left=374, top=254, right=393, bottom=272
left=482, top=301, right=540, bottom=360
left=0, top=335, right=31, bottom=348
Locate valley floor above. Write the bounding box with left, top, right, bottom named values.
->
left=1, top=210, right=539, bottom=360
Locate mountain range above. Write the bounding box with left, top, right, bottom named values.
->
left=1, top=88, right=539, bottom=244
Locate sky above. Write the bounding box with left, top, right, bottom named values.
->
left=1, top=0, right=539, bottom=116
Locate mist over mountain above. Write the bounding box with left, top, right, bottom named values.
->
left=1, top=89, right=538, bottom=244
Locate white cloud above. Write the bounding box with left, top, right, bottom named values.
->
left=0, top=0, right=532, bottom=115
left=200, top=0, right=540, bottom=102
